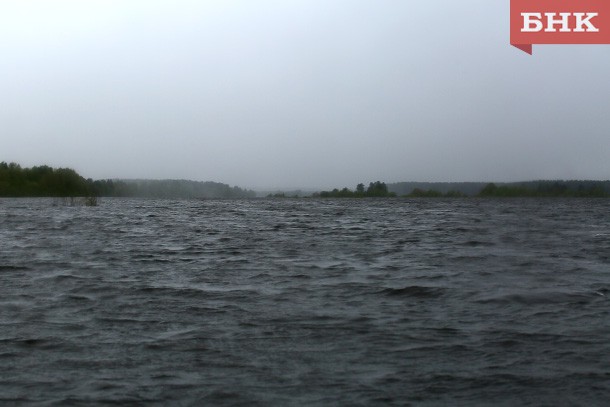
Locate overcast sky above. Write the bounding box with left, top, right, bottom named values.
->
left=1, top=1, right=609, bottom=189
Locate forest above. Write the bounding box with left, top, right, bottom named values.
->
left=2, top=162, right=608, bottom=199
left=387, top=181, right=610, bottom=197
left=0, top=162, right=255, bottom=199
left=315, top=180, right=609, bottom=198
left=476, top=181, right=609, bottom=197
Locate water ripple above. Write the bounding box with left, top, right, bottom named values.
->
left=0, top=197, right=609, bottom=405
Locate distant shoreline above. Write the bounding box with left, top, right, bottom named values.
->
left=1, top=162, right=609, bottom=199
left=0, top=162, right=255, bottom=199
left=307, top=180, right=610, bottom=198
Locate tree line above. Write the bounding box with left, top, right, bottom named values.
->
left=407, top=182, right=609, bottom=197
left=0, top=162, right=90, bottom=197
left=314, top=181, right=397, bottom=198
left=3, top=162, right=607, bottom=199
left=0, top=162, right=255, bottom=198
left=477, top=182, right=609, bottom=197
left=312, top=180, right=609, bottom=198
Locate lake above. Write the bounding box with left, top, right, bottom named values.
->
left=1, top=198, right=609, bottom=405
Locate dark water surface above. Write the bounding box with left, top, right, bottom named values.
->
left=1, top=198, right=609, bottom=406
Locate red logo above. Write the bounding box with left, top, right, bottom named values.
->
left=510, top=0, right=610, bottom=54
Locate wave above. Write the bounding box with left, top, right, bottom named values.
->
left=378, top=286, right=445, bottom=298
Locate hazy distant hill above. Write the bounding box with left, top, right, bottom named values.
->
left=118, top=179, right=256, bottom=199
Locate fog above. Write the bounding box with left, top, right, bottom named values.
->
left=1, top=1, right=609, bottom=189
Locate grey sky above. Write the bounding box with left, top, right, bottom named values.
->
left=2, top=1, right=609, bottom=189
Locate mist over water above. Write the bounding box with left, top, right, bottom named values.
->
left=1, top=198, right=609, bottom=405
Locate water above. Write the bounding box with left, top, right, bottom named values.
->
left=1, top=198, right=609, bottom=406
